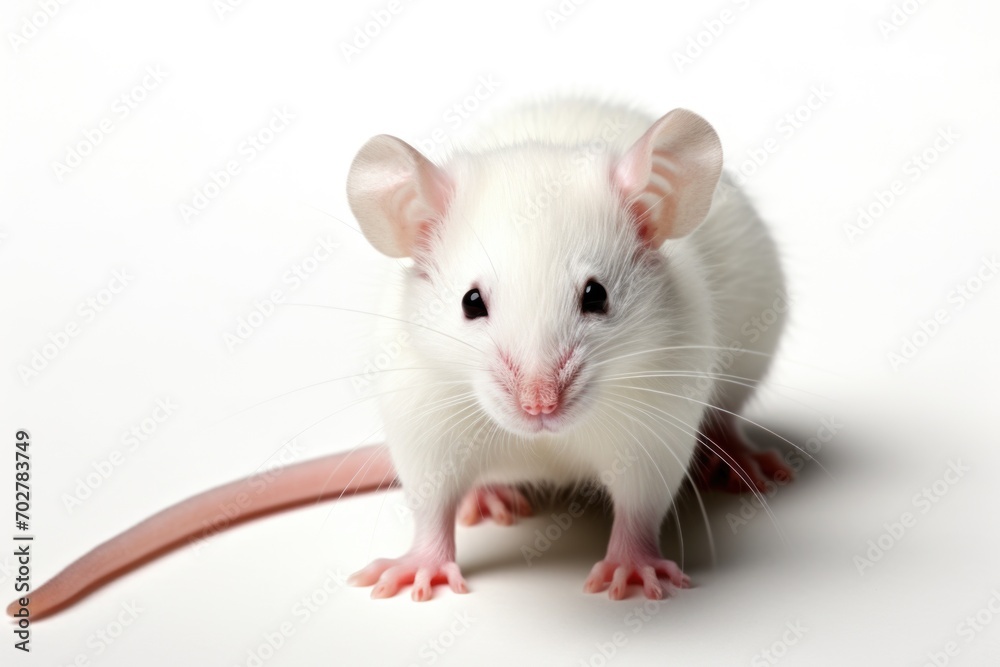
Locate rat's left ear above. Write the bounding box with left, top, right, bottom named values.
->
left=612, top=109, right=723, bottom=247
left=347, top=134, right=452, bottom=258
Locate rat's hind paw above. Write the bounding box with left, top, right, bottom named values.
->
left=694, top=420, right=794, bottom=493
left=583, top=557, right=690, bottom=600
left=457, top=485, right=533, bottom=526
left=348, top=554, right=468, bottom=601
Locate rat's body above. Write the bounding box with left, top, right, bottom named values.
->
left=349, top=99, right=788, bottom=599
left=12, top=98, right=790, bottom=617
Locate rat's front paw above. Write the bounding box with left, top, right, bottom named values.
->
left=347, top=553, right=468, bottom=601
left=583, top=557, right=690, bottom=600
left=457, top=485, right=533, bottom=526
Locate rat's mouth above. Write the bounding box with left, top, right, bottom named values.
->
left=513, top=391, right=584, bottom=435
left=521, top=412, right=563, bottom=433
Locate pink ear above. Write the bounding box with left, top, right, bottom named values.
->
left=613, top=109, right=723, bottom=247
left=347, top=135, right=452, bottom=258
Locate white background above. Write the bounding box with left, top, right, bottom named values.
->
left=2, top=0, right=999, bottom=665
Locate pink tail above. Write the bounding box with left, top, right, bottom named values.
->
left=7, top=443, right=396, bottom=619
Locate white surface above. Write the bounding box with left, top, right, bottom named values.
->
left=2, top=0, right=999, bottom=665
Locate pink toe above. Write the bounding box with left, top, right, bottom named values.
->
left=348, top=559, right=388, bottom=587
left=639, top=566, right=664, bottom=600
left=484, top=493, right=512, bottom=524
left=353, top=552, right=466, bottom=600
left=644, top=584, right=664, bottom=600
left=442, top=563, right=468, bottom=594
left=584, top=574, right=605, bottom=594
left=412, top=569, right=433, bottom=602
left=374, top=566, right=409, bottom=599
left=458, top=486, right=532, bottom=526
left=495, top=487, right=533, bottom=517
left=609, top=567, right=629, bottom=600
left=584, top=561, right=613, bottom=593
left=585, top=557, right=690, bottom=600
left=458, top=497, right=481, bottom=526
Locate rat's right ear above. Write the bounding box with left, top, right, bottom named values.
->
left=347, top=135, right=452, bottom=258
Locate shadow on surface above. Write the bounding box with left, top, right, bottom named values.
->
left=459, top=417, right=872, bottom=588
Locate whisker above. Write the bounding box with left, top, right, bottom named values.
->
left=603, top=392, right=775, bottom=526
left=280, top=303, right=485, bottom=355
left=591, top=344, right=846, bottom=381
left=597, top=371, right=834, bottom=416
left=208, top=365, right=482, bottom=430
left=247, top=380, right=476, bottom=475
left=602, top=384, right=833, bottom=479
left=603, top=391, right=785, bottom=543
left=591, top=344, right=772, bottom=371
left=593, top=399, right=692, bottom=566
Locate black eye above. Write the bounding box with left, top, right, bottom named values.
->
left=582, top=280, right=608, bottom=314
left=462, top=288, right=488, bottom=319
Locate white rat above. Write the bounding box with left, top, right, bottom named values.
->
left=10, top=97, right=791, bottom=618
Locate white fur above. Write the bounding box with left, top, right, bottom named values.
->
left=367, top=98, right=785, bottom=523
left=20, top=100, right=788, bottom=615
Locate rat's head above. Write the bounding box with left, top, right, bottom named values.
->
left=347, top=109, right=722, bottom=437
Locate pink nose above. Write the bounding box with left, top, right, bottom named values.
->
left=521, top=400, right=558, bottom=416
left=519, top=378, right=560, bottom=416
